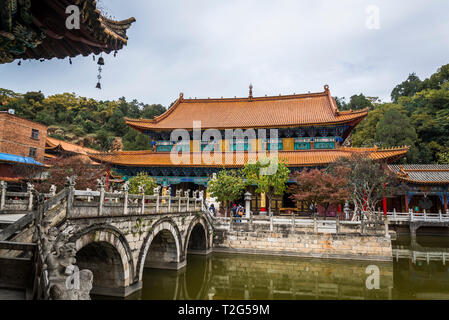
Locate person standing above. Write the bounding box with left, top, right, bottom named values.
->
left=209, top=203, right=216, bottom=216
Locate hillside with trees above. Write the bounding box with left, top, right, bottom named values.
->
left=0, top=89, right=166, bottom=152
left=337, top=63, right=449, bottom=164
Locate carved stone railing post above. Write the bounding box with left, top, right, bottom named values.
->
left=122, top=181, right=129, bottom=215
left=193, top=190, right=199, bottom=211
left=167, top=187, right=172, bottom=213
left=439, top=210, right=443, bottom=222
left=139, top=184, right=146, bottom=215
left=86, top=188, right=92, bottom=202
left=185, top=190, right=190, bottom=212
left=177, top=189, right=182, bottom=212
left=153, top=186, right=160, bottom=213
left=0, top=181, right=6, bottom=211
left=199, top=190, right=206, bottom=213
left=27, top=182, right=34, bottom=211
left=384, top=215, right=390, bottom=238
left=97, top=177, right=106, bottom=217
left=49, top=185, right=57, bottom=197
left=66, top=176, right=76, bottom=217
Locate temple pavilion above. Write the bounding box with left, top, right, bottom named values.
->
left=90, top=85, right=409, bottom=214
left=387, top=165, right=449, bottom=214
left=0, top=0, right=135, bottom=63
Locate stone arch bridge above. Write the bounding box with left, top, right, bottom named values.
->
left=38, top=183, right=214, bottom=298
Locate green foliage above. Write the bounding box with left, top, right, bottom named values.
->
left=0, top=88, right=166, bottom=151
left=391, top=73, right=423, bottom=103
left=242, top=159, right=290, bottom=215
left=207, top=169, right=246, bottom=212
left=374, top=108, right=418, bottom=162
left=128, top=172, right=157, bottom=195
left=352, top=63, right=449, bottom=164
left=336, top=93, right=375, bottom=111
left=437, top=150, right=449, bottom=164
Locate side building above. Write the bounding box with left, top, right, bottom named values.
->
left=0, top=111, right=46, bottom=185
left=90, top=85, right=409, bottom=214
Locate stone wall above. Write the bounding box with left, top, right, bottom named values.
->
left=213, top=229, right=392, bottom=262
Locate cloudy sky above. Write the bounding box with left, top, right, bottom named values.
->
left=1, top=0, right=449, bottom=106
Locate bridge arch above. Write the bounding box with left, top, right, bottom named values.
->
left=184, top=216, right=212, bottom=258
left=137, top=218, right=184, bottom=281
left=69, top=224, right=135, bottom=297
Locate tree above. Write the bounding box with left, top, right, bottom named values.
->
left=374, top=108, right=418, bottom=162
left=289, top=167, right=351, bottom=219
left=391, top=73, right=423, bottom=103
left=242, top=159, right=290, bottom=216
left=207, top=169, right=246, bottom=216
left=437, top=150, right=449, bottom=164
left=329, top=153, right=405, bottom=220
left=35, top=156, right=106, bottom=193
left=128, top=172, right=157, bottom=195
left=338, top=94, right=374, bottom=111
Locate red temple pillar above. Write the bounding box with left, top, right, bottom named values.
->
left=404, top=194, right=409, bottom=212
left=383, top=197, right=387, bottom=216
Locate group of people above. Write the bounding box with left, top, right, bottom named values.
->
left=208, top=203, right=245, bottom=222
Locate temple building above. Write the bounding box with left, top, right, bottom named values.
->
left=90, top=85, right=409, bottom=214
left=44, top=137, right=100, bottom=165
left=387, top=165, right=449, bottom=213
left=0, top=0, right=135, bottom=63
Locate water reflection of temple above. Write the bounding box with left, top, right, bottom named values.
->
left=130, top=254, right=394, bottom=300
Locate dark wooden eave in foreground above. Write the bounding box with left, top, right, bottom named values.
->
left=0, top=0, right=135, bottom=63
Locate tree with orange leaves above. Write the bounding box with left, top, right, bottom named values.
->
left=289, top=167, right=351, bottom=219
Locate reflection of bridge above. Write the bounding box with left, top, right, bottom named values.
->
left=0, top=181, right=214, bottom=298
left=393, top=249, right=448, bottom=265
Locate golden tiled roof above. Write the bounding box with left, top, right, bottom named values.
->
left=125, top=86, right=369, bottom=131
left=46, top=137, right=99, bottom=156
left=88, top=147, right=409, bottom=168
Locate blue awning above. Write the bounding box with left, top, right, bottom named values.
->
left=0, top=152, right=43, bottom=166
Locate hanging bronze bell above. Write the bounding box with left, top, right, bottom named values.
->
left=97, top=57, right=105, bottom=65
left=96, top=82, right=102, bottom=89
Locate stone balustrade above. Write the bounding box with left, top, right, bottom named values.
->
left=0, top=182, right=56, bottom=213
left=66, top=180, right=206, bottom=219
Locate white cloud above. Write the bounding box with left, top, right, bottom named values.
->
left=1, top=0, right=448, bottom=106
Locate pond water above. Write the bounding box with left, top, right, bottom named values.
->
left=120, top=235, right=449, bottom=300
